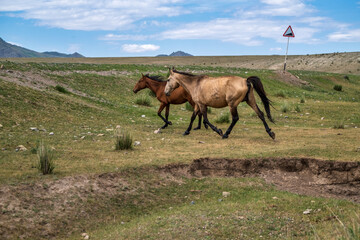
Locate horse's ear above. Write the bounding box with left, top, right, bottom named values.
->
left=169, top=67, right=174, bottom=74
left=141, top=73, right=144, bottom=77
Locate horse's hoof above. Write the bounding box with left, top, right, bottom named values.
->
left=269, top=132, right=275, bottom=140
left=183, top=131, right=190, bottom=136
left=193, top=126, right=201, bottom=130
left=168, top=121, right=172, bottom=125
left=204, top=125, right=209, bottom=130
left=218, top=129, right=223, bottom=136
left=161, top=125, right=168, bottom=129
left=222, top=134, right=228, bottom=139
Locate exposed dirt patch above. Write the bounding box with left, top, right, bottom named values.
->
left=161, top=158, right=360, bottom=203
left=275, top=70, right=310, bottom=86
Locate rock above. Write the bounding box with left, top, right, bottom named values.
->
left=222, top=192, right=231, bottom=197
left=81, top=233, right=89, bottom=239
left=198, top=141, right=205, bottom=144
left=97, top=133, right=105, bottom=137
left=190, top=201, right=195, bottom=205
left=272, top=196, right=278, bottom=200
left=80, top=136, right=86, bottom=140
left=141, top=115, right=146, bottom=118
left=16, top=145, right=27, bottom=151
left=116, top=125, right=121, bottom=129
left=30, top=127, right=38, bottom=131
left=303, top=209, right=312, bottom=215
left=154, top=128, right=161, bottom=134
left=0, top=124, right=3, bottom=128
left=321, top=117, right=324, bottom=120
left=134, top=141, right=141, bottom=146
left=106, top=128, right=114, bottom=131
left=49, top=132, right=54, bottom=135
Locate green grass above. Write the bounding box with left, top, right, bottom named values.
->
left=0, top=60, right=359, bottom=239
left=215, top=113, right=230, bottom=123
left=135, top=95, right=152, bottom=106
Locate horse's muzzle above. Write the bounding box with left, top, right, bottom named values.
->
left=165, top=92, right=170, bottom=96
left=133, top=89, right=138, bottom=94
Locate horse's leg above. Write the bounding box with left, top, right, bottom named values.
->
left=200, top=105, right=223, bottom=136
left=157, top=103, right=171, bottom=129
left=246, top=99, right=275, bottom=140
left=183, top=105, right=200, bottom=135
left=222, top=106, right=239, bottom=139
left=165, top=104, right=172, bottom=125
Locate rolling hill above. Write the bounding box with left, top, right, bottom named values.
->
left=0, top=37, right=84, bottom=58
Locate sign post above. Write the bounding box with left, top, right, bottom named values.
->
left=283, top=25, right=295, bottom=72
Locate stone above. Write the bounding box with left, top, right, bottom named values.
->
left=16, top=145, right=27, bottom=151
left=116, top=125, right=121, bottom=129
left=154, top=128, right=161, bottom=134
left=134, top=141, right=141, bottom=146
left=30, top=127, right=38, bottom=131
left=97, top=134, right=105, bottom=137
left=0, top=124, right=3, bottom=128
left=106, top=128, right=114, bottom=131
left=141, top=115, right=146, bottom=118
left=198, top=141, right=205, bottom=144
left=222, top=192, right=231, bottom=197
left=49, top=132, right=54, bottom=135
left=303, top=209, right=312, bottom=215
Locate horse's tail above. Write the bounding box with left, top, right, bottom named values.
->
left=247, top=76, right=274, bottom=123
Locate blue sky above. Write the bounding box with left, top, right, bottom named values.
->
left=0, top=0, right=359, bottom=57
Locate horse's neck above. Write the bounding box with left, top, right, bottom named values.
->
left=177, top=75, right=197, bottom=96
left=145, top=79, right=163, bottom=95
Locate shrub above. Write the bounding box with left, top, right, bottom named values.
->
left=294, top=105, right=301, bottom=112
left=215, top=113, right=230, bottom=123
left=115, top=129, right=133, bottom=150
left=185, top=102, right=194, bottom=111
left=135, top=95, right=151, bottom=106
left=207, top=107, right=212, bottom=114
left=300, top=97, right=305, bottom=103
left=280, top=102, right=290, bottom=113
left=334, top=84, right=343, bottom=91
left=55, top=85, right=69, bottom=94
left=37, top=141, right=55, bottom=175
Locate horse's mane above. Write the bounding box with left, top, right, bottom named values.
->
left=145, top=74, right=165, bottom=82
left=173, top=69, right=206, bottom=81
left=173, top=70, right=196, bottom=77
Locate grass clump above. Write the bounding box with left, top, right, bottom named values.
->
left=275, top=90, right=286, bottom=98
left=147, top=89, right=156, bottom=98
left=185, top=102, right=193, bottom=111
left=333, top=119, right=345, bottom=129
left=215, top=113, right=230, bottom=123
left=334, top=84, right=343, bottom=91
left=37, top=141, right=55, bottom=175
left=55, top=85, right=69, bottom=94
left=135, top=95, right=151, bottom=107
left=115, top=129, right=133, bottom=150
left=280, top=102, right=290, bottom=113
left=294, top=105, right=301, bottom=112
left=300, top=97, right=305, bottom=103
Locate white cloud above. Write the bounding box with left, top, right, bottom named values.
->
left=67, top=44, right=80, bottom=53
left=328, top=29, right=360, bottom=42
left=0, top=0, right=184, bottom=31
left=270, top=47, right=282, bottom=51
left=122, top=44, right=160, bottom=53
left=101, top=34, right=152, bottom=41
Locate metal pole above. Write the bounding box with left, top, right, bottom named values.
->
left=283, top=37, right=290, bottom=72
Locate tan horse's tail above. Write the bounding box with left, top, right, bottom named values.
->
left=247, top=76, right=274, bottom=123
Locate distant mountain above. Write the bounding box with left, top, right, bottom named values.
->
left=0, top=38, right=84, bottom=58
left=156, top=51, right=193, bottom=57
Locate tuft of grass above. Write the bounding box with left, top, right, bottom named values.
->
left=55, top=85, right=69, bottom=94
left=147, top=89, right=156, bottom=98
left=275, top=90, right=286, bottom=98
left=115, top=129, right=133, bottom=151
left=215, top=113, right=230, bottom=123
left=333, top=119, right=345, bottom=129
left=185, top=102, right=194, bottom=111
left=334, top=84, right=343, bottom=91
left=280, top=102, right=290, bottom=113
left=37, top=141, right=55, bottom=175
left=135, top=95, right=152, bottom=107
left=294, top=105, right=301, bottom=112
left=300, top=97, right=305, bottom=103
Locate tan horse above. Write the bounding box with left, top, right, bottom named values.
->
left=164, top=69, right=275, bottom=139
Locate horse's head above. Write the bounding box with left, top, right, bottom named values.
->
left=164, top=68, right=180, bottom=96
left=133, top=74, right=147, bottom=93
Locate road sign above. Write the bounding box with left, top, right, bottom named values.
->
left=283, top=25, right=295, bottom=37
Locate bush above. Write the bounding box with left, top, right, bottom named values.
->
left=37, top=141, right=55, bottom=175
left=334, top=84, right=343, bottom=91
left=135, top=95, right=151, bottom=106
left=55, top=85, right=69, bottom=94
left=333, top=120, right=345, bottom=129
left=148, top=90, right=156, bottom=97
left=300, top=97, right=305, bottom=103
left=115, top=129, right=133, bottom=150
left=215, top=113, right=230, bottom=123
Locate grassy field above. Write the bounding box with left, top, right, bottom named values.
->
left=0, top=60, right=359, bottom=239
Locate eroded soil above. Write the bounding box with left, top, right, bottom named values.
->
left=0, top=158, right=359, bottom=239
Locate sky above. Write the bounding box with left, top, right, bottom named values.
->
left=0, top=0, right=359, bottom=57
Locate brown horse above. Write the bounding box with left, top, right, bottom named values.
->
left=164, top=69, right=275, bottom=139
left=133, top=74, right=205, bottom=129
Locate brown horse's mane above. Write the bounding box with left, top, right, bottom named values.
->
left=145, top=74, right=165, bottom=82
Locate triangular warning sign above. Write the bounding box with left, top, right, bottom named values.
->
left=283, top=25, right=295, bottom=37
